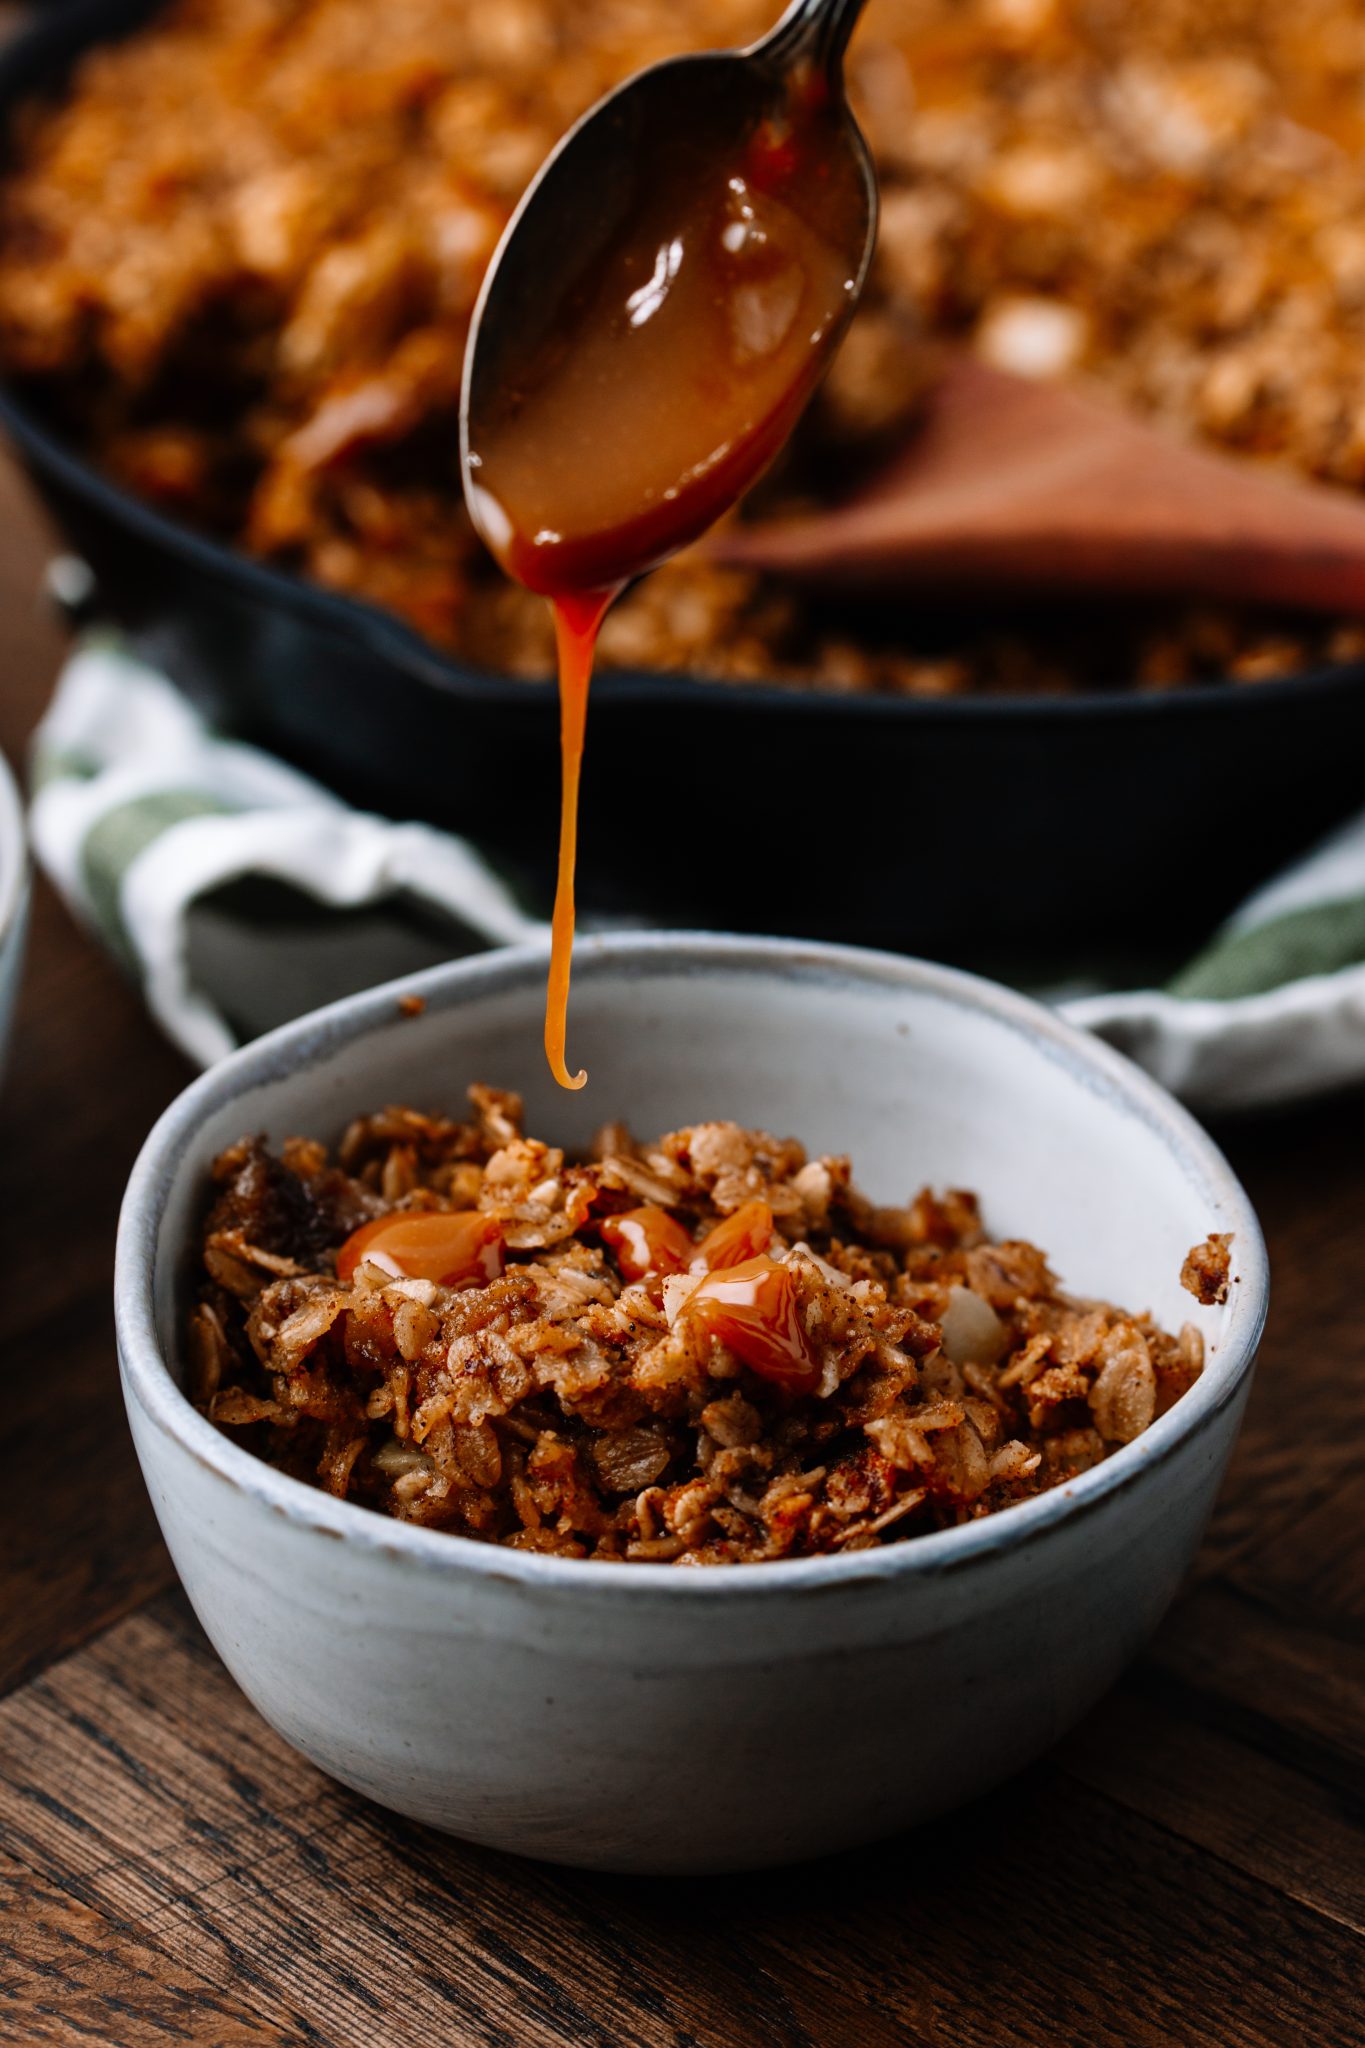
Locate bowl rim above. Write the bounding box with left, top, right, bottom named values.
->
left=3, top=1, right=1365, bottom=725
left=0, top=745, right=27, bottom=953
left=114, top=933, right=1269, bottom=1598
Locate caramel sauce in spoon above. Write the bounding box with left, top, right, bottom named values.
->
left=462, top=8, right=876, bottom=1085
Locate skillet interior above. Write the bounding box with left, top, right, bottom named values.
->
left=2, top=0, right=1364, bottom=968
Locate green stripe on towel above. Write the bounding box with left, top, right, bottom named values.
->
left=1168, top=895, right=1365, bottom=1001
left=81, top=789, right=231, bottom=967
left=30, top=741, right=100, bottom=791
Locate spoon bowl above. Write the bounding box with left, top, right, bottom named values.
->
left=460, top=0, right=878, bottom=596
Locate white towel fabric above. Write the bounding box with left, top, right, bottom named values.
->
left=30, top=641, right=541, bottom=1066
left=28, top=637, right=1365, bottom=1108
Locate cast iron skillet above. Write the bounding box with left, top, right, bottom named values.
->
left=4, top=0, right=1365, bottom=967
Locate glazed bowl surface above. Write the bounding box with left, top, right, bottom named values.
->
left=114, top=934, right=1268, bottom=1872
left=0, top=746, right=28, bottom=1085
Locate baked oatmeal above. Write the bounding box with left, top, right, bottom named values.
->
left=190, top=1086, right=1220, bottom=1562
left=1181, top=1231, right=1234, bottom=1307
left=6, top=0, right=1365, bottom=693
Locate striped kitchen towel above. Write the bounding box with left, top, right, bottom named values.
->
left=30, top=639, right=541, bottom=1067
left=28, top=635, right=1365, bottom=1109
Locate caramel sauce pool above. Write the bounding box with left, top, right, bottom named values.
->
left=465, top=71, right=866, bottom=1087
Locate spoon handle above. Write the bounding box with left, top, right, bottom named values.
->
left=757, top=0, right=872, bottom=75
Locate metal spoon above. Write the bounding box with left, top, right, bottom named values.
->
left=459, top=0, right=878, bottom=596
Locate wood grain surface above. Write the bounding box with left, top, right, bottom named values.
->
left=0, top=440, right=1361, bottom=2041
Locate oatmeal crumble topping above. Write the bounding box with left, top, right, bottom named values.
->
left=1182, top=1231, right=1234, bottom=1307
left=4, top=0, right=1365, bottom=693
left=190, top=1087, right=1219, bottom=1563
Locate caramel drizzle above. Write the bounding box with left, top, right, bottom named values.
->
left=544, top=586, right=618, bottom=1090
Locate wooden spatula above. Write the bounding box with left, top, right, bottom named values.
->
left=719, top=355, right=1365, bottom=611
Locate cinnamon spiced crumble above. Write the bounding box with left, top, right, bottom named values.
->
left=190, top=1087, right=1220, bottom=1562
left=5, top=0, right=1365, bottom=693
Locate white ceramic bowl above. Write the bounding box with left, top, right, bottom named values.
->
left=115, top=936, right=1268, bottom=1873
left=0, top=748, right=29, bottom=1085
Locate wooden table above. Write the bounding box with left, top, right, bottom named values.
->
left=0, top=449, right=1362, bottom=2047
